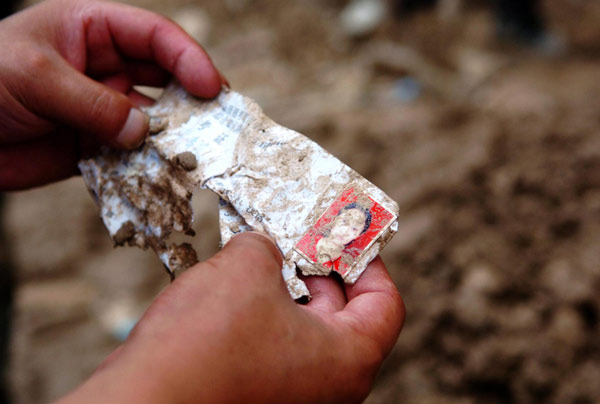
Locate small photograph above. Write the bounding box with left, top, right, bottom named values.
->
left=294, top=186, right=396, bottom=275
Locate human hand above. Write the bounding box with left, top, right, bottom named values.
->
left=0, top=0, right=224, bottom=190
left=55, top=233, right=405, bottom=404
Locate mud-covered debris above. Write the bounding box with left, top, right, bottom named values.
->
left=79, top=82, right=399, bottom=299
left=148, top=116, right=169, bottom=135
left=113, top=220, right=135, bottom=246
left=174, top=152, right=198, bottom=171
left=164, top=243, right=199, bottom=275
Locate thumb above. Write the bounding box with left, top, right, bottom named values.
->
left=25, top=57, right=148, bottom=149
left=196, top=232, right=285, bottom=290
left=212, top=232, right=284, bottom=283
left=139, top=232, right=285, bottom=328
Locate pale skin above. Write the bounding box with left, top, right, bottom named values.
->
left=0, top=1, right=406, bottom=403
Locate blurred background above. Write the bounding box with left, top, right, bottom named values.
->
left=2, top=0, right=600, bottom=403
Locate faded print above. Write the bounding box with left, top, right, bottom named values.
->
left=294, top=187, right=396, bottom=276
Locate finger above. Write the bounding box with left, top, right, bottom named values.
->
left=302, top=275, right=347, bottom=314
left=206, top=231, right=284, bottom=283
left=101, top=73, right=133, bottom=94
left=338, top=257, right=405, bottom=356
left=0, top=133, right=79, bottom=191
left=139, top=232, right=286, bottom=331
left=127, top=90, right=156, bottom=107
left=100, top=66, right=169, bottom=98
left=25, top=58, right=148, bottom=150
left=93, top=63, right=170, bottom=89
left=124, top=62, right=170, bottom=88
left=218, top=70, right=231, bottom=89
left=94, top=345, right=124, bottom=374
left=91, top=2, right=221, bottom=98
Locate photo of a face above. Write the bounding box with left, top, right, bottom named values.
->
left=295, top=187, right=396, bottom=276
left=315, top=203, right=372, bottom=264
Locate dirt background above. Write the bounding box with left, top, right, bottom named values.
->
left=3, top=0, right=600, bottom=403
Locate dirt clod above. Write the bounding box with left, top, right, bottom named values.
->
left=174, top=152, right=198, bottom=171
left=113, top=220, right=135, bottom=246
left=149, top=117, right=168, bottom=135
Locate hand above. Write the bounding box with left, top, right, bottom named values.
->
left=55, top=233, right=405, bottom=404
left=0, top=0, right=224, bottom=190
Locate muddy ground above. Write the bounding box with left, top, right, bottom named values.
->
left=4, top=0, right=600, bottom=403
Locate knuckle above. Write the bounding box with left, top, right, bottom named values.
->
left=169, top=47, right=188, bottom=76
left=153, top=21, right=187, bottom=72
left=70, top=0, right=95, bottom=22
left=89, top=90, right=120, bottom=128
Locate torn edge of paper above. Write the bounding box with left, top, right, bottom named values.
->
left=79, top=83, right=399, bottom=299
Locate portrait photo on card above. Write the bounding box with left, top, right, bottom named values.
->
left=294, top=186, right=396, bottom=276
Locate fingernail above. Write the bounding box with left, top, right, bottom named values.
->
left=233, top=231, right=283, bottom=264
left=227, top=231, right=277, bottom=248
left=218, top=70, right=231, bottom=89
left=227, top=230, right=280, bottom=252
left=245, top=231, right=277, bottom=246
left=117, top=108, right=149, bottom=149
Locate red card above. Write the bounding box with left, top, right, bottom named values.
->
left=294, top=187, right=396, bottom=276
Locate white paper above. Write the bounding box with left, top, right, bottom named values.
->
left=80, top=83, right=399, bottom=299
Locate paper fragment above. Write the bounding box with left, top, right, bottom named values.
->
left=79, top=83, right=399, bottom=299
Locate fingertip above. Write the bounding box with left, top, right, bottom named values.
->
left=344, top=257, right=393, bottom=300
left=341, top=257, right=405, bottom=355
left=176, top=49, right=222, bottom=99
left=115, top=108, right=149, bottom=149
left=302, top=275, right=347, bottom=313
left=356, top=257, right=406, bottom=322
left=225, top=231, right=283, bottom=268
left=99, top=2, right=222, bottom=99
left=218, top=70, right=231, bottom=89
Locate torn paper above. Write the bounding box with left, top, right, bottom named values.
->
left=79, top=83, right=399, bottom=299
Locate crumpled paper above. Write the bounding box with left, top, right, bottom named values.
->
left=80, top=83, right=398, bottom=299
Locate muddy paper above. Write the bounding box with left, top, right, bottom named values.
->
left=79, top=83, right=399, bottom=299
